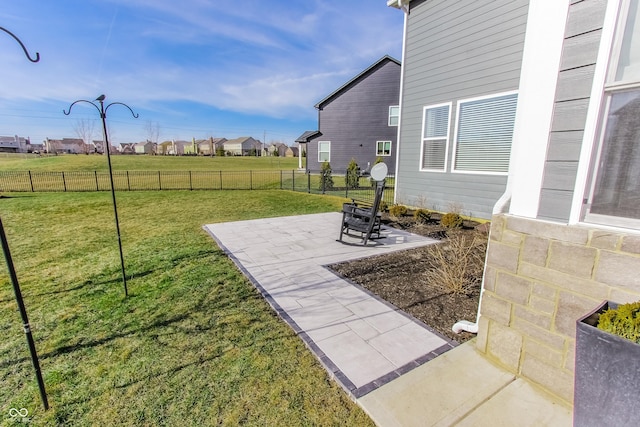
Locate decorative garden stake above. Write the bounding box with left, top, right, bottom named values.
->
left=63, top=96, right=139, bottom=297
left=0, top=25, right=49, bottom=411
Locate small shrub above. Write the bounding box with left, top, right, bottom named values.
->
left=379, top=201, right=388, bottom=212
left=441, top=212, right=463, bottom=228
left=389, top=204, right=407, bottom=218
left=425, top=232, right=487, bottom=295
left=413, top=209, right=431, bottom=224
left=345, top=158, right=360, bottom=189
left=319, top=162, right=334, bottom=191
left=598, top=301, right=640, bottom=344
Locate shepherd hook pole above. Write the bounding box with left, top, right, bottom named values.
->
left=64, top=95, right=139, bottom=297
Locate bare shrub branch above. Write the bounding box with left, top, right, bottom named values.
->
left=425, top=231, right=487, bottom=295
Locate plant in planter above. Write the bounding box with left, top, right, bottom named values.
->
left=574, top=300, right=640, bottom=426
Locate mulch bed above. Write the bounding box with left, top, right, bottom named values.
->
left=329, top=212, right=488, bottom=343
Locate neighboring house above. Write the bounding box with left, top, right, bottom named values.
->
left=118, top=143, right=135, bottom=154
left=390, top=0, right=640, bottom=407
left=295, top=131, right=318, bottom=170
left=267, top=142, right=289, bottom=157
left=196, top=138, right=226, bottom=155
left=156, top=141, right=172, bottom=155
left=212, top=137, right=227, bottom=153
left=389, top=0, right=528, bottom=218
left=0, top=135, right=30, bottom=153
left=286, top=147, right=299, bottom=158
left=172, top=140, right=190, bottom=155
left=304, top=55, right=401, bottom=174
left=183, top=139, right=198, bottom=155
left=89, top=140, right=104, bottom=154
left=134, top=141, right=155, bottom=155
left=28, top=143, right=44, bottom=153
left=223, top=137, right=262, bottom=156
left=195, top=139, right=209, bottom=155
left=157, top=140, right=189, bottom=155
left=44, top=138, right=85, bottom=154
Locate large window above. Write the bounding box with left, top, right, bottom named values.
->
left=318, top=141, right=330, bottom=162
left=389, top=106, right=400, bottom=126
left=452, top=92, right=518, bottom=174
left=420, top=103, right=451, bottom=172
left=376, top=141, right=392, bottom=156
left=586, top=0, right=640, bottom=225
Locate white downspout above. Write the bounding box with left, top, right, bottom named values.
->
left=451, top=196, right=509, bottom=334
left=390, top=0, right=409, bottom=205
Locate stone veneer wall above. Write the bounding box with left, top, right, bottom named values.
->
left=476, top=213, right=640, bottom=404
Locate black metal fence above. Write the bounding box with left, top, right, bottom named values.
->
left=0, top=170, right=395, bottom=204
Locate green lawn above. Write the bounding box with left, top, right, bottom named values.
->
left=0, top=190, right=373, bottom=426
left=0, top=153, right=301, bottom=172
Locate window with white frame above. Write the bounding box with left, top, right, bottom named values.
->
left=376, top=140, right=392, bottom=156
left=585, top=0, right=640, bottom=225
left=452, top=92, right=518, bottom=174
left=420, top=103, right=451, bottom=171
left=317, top=141, right=330, bottom=163
left=389, top=106, right=400, bottom=126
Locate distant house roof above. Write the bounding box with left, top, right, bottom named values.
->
left=224, top=137, right=262, bottom=149
left=60, top=138, right=84, bottom=144
left=295, top=130, right=321, bottom=143
left=225, top=136, right=253, bottom=144
left=0, top=135, right=29, bottom=144
left=314, top=55, right=401, bottom=109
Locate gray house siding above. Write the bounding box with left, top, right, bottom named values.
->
left=396, top=0, right=528, bottom=219
left=307, top=57, right=400, bottom=174
left=537, top=0, right=607, bottom=221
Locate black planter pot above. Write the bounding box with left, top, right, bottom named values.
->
left=574, top=301, right=640, bottom=426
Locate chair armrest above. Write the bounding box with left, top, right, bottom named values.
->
left=342, top=203, right=356, bottom=214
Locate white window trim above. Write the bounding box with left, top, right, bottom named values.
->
left=419, top=102, right=451, bottom=173
left=571, top=0, right=627, bottom=225
left=376, top=140, right=392, bottom=156
left=451, top=90, right=518, bottom=176
left=317, top=140, right=330, bottom=163
left=388, top=105, right=400, bottom=126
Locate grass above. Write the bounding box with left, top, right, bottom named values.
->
left=0, top=153, right=301, bottom=172
left=0, top=190, right=373, bottom=426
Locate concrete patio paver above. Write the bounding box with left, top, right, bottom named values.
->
left=204, top=212, right=454, bottom=397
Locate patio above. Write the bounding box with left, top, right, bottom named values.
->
left=204, top=212, right=572, bottom=425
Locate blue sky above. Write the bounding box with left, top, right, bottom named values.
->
left=1, top=1, right=404, bottom=146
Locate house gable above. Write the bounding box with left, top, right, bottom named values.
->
left=307, top=56, right=401, bottom=173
